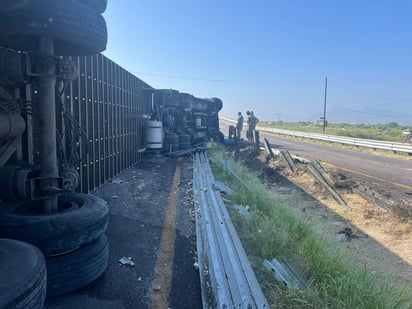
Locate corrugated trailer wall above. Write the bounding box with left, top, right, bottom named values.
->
left=27, top=54, right=152, bottom=193
left=69, top=54, right=152, bottom=192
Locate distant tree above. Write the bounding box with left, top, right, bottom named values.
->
left=387, top=122, right=399, bottom=128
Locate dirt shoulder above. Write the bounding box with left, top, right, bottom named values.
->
left=230, top=143, right=412, bottom=287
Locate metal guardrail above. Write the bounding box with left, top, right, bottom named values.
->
left=221, top=117, right=412, bottom=154
left=193, top=150, right=269, bottom=308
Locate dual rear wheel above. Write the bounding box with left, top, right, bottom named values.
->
left=0, top=193, right=109, bottom=298
left=0, top=0, right=110, bottom=303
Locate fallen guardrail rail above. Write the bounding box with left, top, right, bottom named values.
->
left=222, top=159, right=251, bottom=190
left=221, top=117, right=412, bottom=154
left=262, top=142, right=347, bottom=207
left=307, top=161, right=347, bottom=207
left=263, top=258, right=308, bottom=290
left=280, top=149, right=297, bottom=173
left=193, top=150, right=269, bottom=308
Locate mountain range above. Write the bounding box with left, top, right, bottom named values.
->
left=307, top=106, right=412, bottom=125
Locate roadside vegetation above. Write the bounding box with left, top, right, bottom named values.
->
left=261, top=121, right=410, bottom=143
left=208, top=144, right=411, bottom=309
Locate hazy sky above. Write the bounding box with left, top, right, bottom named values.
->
left=103, top=1, right=412, bottom=124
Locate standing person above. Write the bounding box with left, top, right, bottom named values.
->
left=250, top=111, right=259, bottom=126
left=246, top=111, right=254, bottom=146
left=236, top=112, right=244, bottom=139
left=247, top=111, right=259, bottom=149
left=404, top=130, right=412, bottom=144
left=250, top=111, right=259, bottom=148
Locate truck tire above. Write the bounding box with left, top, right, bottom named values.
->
left=0, top=0, right=107, bottom=13
left=163, top=143, right=179, bottom=153
left=212, top=130, right=225, bottom=143
left=0, top=193, right=108, bottom=257
left=0, top=239, right=47, bottom=309
left=178, top=134, right=191, bottom=150
left=178, top=142, right=191, bottom=150
left=0, top=0, right=28, bottom=11
left=178, top=134, right=190, bottom=143
left=46, top=234, right=109, bottom=297
left=164, top=134, right=179, bottom=144
left=0, top=0, right=107, bottom=56
left=211, top=97, right=223, bottom=111
left=78, top=0, right=107, bottom=14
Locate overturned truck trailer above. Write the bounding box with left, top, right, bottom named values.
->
left=0, top=52, right=224, bottom=305
left=0, top=1, right=223, bottom=304
left=145, top=89, right=223, bottom=152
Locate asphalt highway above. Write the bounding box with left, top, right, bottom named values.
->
left=220, top=120, right=412, bottom=193
left=265, top=133, right=412, bottom=190
left=45, top=155, right=201, bottom=309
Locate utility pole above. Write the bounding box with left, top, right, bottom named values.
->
left=323, top=77, right=327, bottom=133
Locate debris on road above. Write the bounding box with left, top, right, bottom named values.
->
left=153, top=284, right=161, bottom=291
left=213, top=181, right=235, bottom=195
left=337, top=227, right=367, bottom=241
left=263, top=258, right=308, bottom=290
left=233, top=204, right=253, bottom=219
left=280, top=149, right=297, bottom=173
left=110, top=178, right=124, bottom=184
left=193, top=262, right=199, bottom=271
left=118, top=256, right=135, bottom=267
left=307, top=161, right=347, bottom=207
left=263, top=138, right=276, bottom=159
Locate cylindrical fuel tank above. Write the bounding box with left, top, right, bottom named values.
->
left=146, top=120, right=163, bottom=150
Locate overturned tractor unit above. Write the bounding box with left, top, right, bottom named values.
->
left=145, top=89, right=224, bottom=153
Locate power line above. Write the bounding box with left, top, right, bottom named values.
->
left=130, top=71, right=322, bottom=85
left=331, top=105, right=412, bottom=118
left=129, top=70, right=412, bottom=106
left=329, top=81, right=412, bottom=102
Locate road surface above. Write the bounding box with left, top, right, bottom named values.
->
left=220, top=120, right=412, bottom=193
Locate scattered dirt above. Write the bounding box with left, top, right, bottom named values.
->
left=229, top=143, right=412, bottom=287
